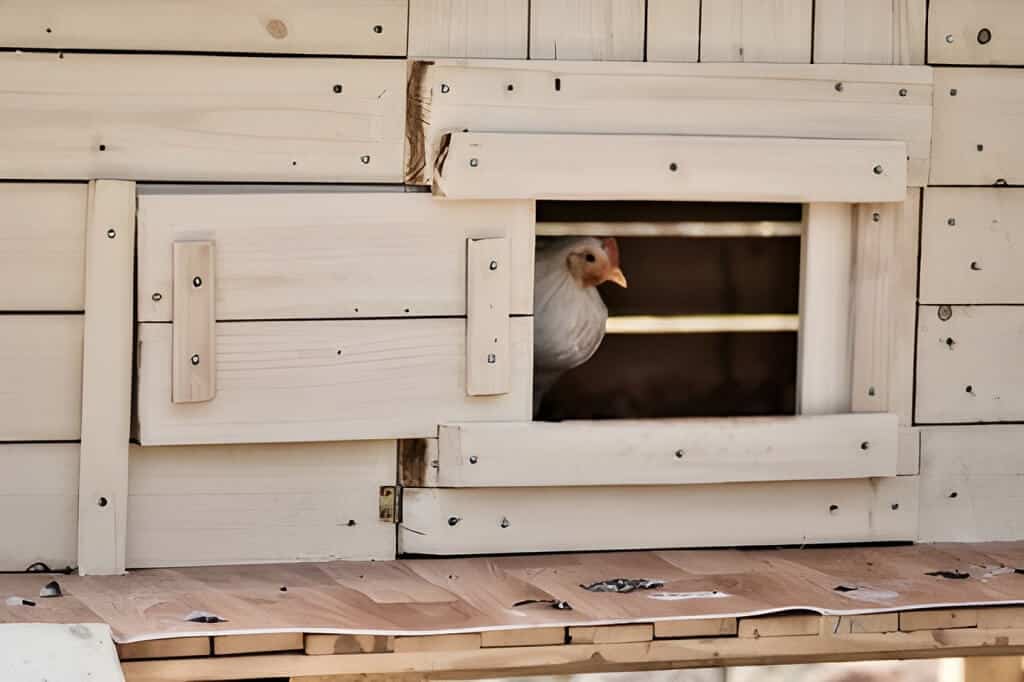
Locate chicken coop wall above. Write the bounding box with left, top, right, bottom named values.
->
left=0, top=0, right=1022, bottom=575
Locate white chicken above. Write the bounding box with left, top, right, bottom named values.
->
left=533, top=236, right=628, bottom=416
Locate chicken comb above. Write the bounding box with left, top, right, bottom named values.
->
left=601, top=237, right=620, bottom=268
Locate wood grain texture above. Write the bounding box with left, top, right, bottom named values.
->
left=929, top=0, right=1024, bottom=66
left=850, top=190, right=921, bottom=424
left=126, top=441, right=396, bottom=567
left=0, top=315, right=83, bottom=440
left=0, top=183, right=87, bottom=311
left=569, top=625, right=652, bottom=644
left=435, top=414, right=899, bottom=487
left=305, top=634, right=394, bottom=655
left=654, top=618, right=737, bottom=639
left=916, top=306, right=1024, bottom=424
left=0, top=0, right=407, bottom=55
left=481, top=628, right=564, bottom=648
left=400, top=477, right=918, bottom=554
left=213, top=633, right=303, bottom=655
left=137, top=191, right=534, bottom=321
left=700, top=0, right=813, bottom=63
left=963, top=656, right=1024, bottom=682
left=646, top=0, right=700, bottom=62
left=931, top=69, right=1024, bottom=186
left=797, top=204, right=854, bottom=416
left=900, top=609, right=977, bottom=632
left=135, top=318, right=532, bottom=445
left=394, top=633, right=481, bottom=652
left=919, top=426, right=1024, bottom=542
left=408, top=60, right=933, bottom=186
left=172, top=242, right=215, bottom=404
left=435, top=133, right=907, bottom=203
left=78, top=180, right=135, bottom=576
left=0, top=444, right=78, bottom=572
left=826, top=613, right=900, bottom=634
left=814, top=0, right=926, bottom=65
left=739, top=614, right=821, bottom=638
left=921, top=188, right=1024, bottom=304
left=0, top=53, right=405, bottom=182
left=529, top=0, right=645, bottom=61
left=117, top=637, right=210, bottom=661
left=408, top=0, right=528, bottom=58
left=465, top=238, right=510, bottom=396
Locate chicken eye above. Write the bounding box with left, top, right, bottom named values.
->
left=585, top=253, right=596, bottom=263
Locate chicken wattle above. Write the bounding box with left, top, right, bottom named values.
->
left=533, top=236, right=627, bottom=416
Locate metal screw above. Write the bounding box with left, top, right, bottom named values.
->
left=946, top=337, right=956, bottom=348
left=829, top=504, right=839, bottom=514
left=978, top=28, right=992, bottom=44
left=190, top=354, right=200, bottom=366
left=669, top=162, right=678, bottom=172
left=486, top=353, right=496, bottom=364
left=834, top=82, right=844, bottom=92
left=489, top=260, right=498, bottom=271
left=98, top=144, right=107, bottom=151
left=106, top=228, right=116, bottom=239
left=447, top=516, right=460, bottom=526
left=500, top=517, right=510, bottom=529
left=97, top=496, right=108, bottom=507
left=333, top=84, right=343, bottom=93
left=891, top=503, right=900, bottom=511
left=674, top=449, right=685, bottom=459
left=151, top=292, right=163, bottom=302
left=965, top=385, right=974, bottom=395
left=996, top=179, right=1009, bottom=186
left=440, top=83, right=450, bottom=94
left=873, top=165, right=884, bottom=175
left=950, top=88, right=958, bottom=96
left=949, top=491, right=959, bottom=499
left=868, top=386, right=876, bottom=396
left=469, top=158, right=479, bottom=167
left=898, top=88, right=908, bottom=97
left=977, top=144, right=985, bottom=152
left=938, top=305, right=953, bottom=321
left=373, top=24, right=383, bottom=33
left=360, top=155, right=371, bottom=164
left=970, top=261, right=982, bottom=271
left=947, top=217, right=957, bottom=226
left=860, top=441, right=870, bottom=451
left=872, top=212, right=880, bottom=222
left=505, top=83, right=514, bottom=92
left=192, top=276, right=203, bottom=288
left=945, top=34, right=954, bottom=44
left=469, top=456, right=478, bottom=464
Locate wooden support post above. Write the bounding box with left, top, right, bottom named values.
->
left=466, top=237, right=510, bottom=396
left=78, top=179, right=135, bottom=575
left=797, top=203, right=854, bottom=415
left=172, top=241, right=215, bottom=403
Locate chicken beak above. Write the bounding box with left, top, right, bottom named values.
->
left=605, top=267, right=628, bottom=288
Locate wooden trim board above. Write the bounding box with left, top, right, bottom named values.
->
left=406, top=60, right=933, bottom=187
left=0, top=53, right=405, bottom=182
left=916, top=306, right=1024, bottom=424
left=0, top=314, right=83, bottom=441
left=126, top=441, right=396, bottom=567
left=137, top=191, right=534, bottom=321
left=135, top=318, right=532, bottom=445
left=78, top=180, right=135, bottom=576
left=0, top=1, right=407, bottom=55
left=0, top=183, right=87, bottom=311
left=928, top=0, right=1024, bottom=65
left=434, top=133, right=908, bottom=203
left=399, top=477, right=917, bottom=554
left=434, top=414, right=899, bottom=487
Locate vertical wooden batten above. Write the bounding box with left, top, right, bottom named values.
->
left=172, top=241, right=215, bottom=404
left=408, top=0, right=529, bottom=58
left=466, top=237, right=511, bottom=396
left=77, top=180, right=135, bottom=575
left=528, top=0, right=646, bottom=61
left=646, top=0, right=700, bottom=62
left=699, top=0, right=813, bottom=63
left=797, top=204, right=854, bottom=415
left=813, top=0, right=926, bottom=65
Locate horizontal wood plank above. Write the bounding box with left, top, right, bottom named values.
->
left=305, top=634, right=395, bottom=656
left=434, top=132, right=907, bottom=203
left=0, top=315, right=82, bottom=440
left=0, top=53, right=405, bottom=182
left=931, top=69, right=1024, bottom=185
left=126, top=441, right=396, bottom=567
left=569, top=625, right=653, bottom=645
left=481, top=628, right=565, bottom=648
left=919, top=426, right=1024, bottom=542
left=407, top=60, right=933, bottom=186
left=135, top=318, right=532, bottom=445
left=0, top=1, right=406, bottom=55
left=408, top=0, right=529, bottom=58
left=916, top=306, right=1024, bottom=423
left=0, top=183, right=87, bottom=311
left=739, top=614, right=821, bottom=638
left=814, top=0, right=926, bottom=65
left=654, top=619, right=738, bottom=639
left=921, top=188, right=1024, bottom=304
left=900, top=609, right=978, bottom=632
left=213, top=633, right=303, bottom=655
left=435, top=414, right=899, bottom=487
left=825, top=613, right=900, bottom=635
left=928, top=0, right=1024, bottom=65
left=399, top=477, right=918, bottom=554
left=137, top=190, right=534, bottom=321
left=394, top=633, right=482, bottom=653
left=0, top=444, right=78, bottom=572
left=117, top=637, right=210, bottom=661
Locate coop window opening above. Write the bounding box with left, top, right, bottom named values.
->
left=534, top=200, right=802, bottom=421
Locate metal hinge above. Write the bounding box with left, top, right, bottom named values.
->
left=379, top=485, right=400, bottom=523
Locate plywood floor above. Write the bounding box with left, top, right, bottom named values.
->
left=3, top=543, right=1024, bottom=643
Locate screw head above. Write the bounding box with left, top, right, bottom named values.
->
left=872, top=212, right=881, bottom=222
left=373, top=24, right=383, bottom=33
left=873, top=165, right=884, bottom=175
left=938, top=305, right=953, bottom=321
left=486, top=353, right=496, bottom=364
left=151, top=292, right=163, bottom=301
left=360, top=155, right=371, bottom=164
left=500, top=517, right=510, bottom=529
left=447, top=516, right=460, bottom=526
left=950, top=88, right=958, bottom=96
left=860, top=441, right=870, bottom=451
left=970, top=261, right=982, bottom=271
left=469, top=455, right=478, bottom=464
left=440, top=83, right=450, bottom=94
left=106, top=228, right=116, bottom=239
left=333, top=84, right=343, bottom=94
left=947, top=217, right=957, bottom=226
left=834, top=82, right=844, bottom=92
left=674, top=449, right=685, bottom=459
left=945, top=33, right=955, bottom=44
left=899, top=88, right=908, bottom=97
left=978, top=28, right=992, bottom=44
left=489, top=260, right=498, bottom=271
left=469, top=158, right=479, bottom=168
left=190, top=354, right=200, bottom=366
left=829, top=504, right=840, bottom=514
left=669, top=162, right=678, bottom=172
left=868, top=386, right=876, bottom=396
left=97, top=496, right=108, bottom=507
left=192, top=276, right=203, bottom=288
